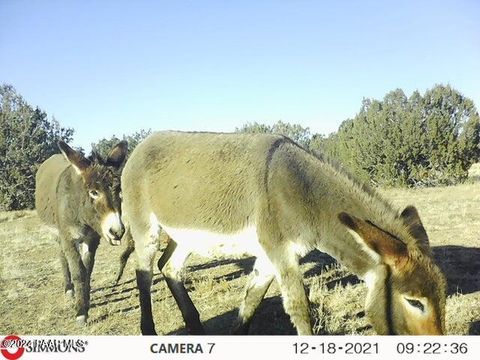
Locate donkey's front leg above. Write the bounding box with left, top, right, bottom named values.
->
left=80, top=235, right=100, bottom=310
left=58, top=247, right=74, bottom=298
left=273, top=247, right=313, bottom=335
left=62, top=236, right=88, bottom=325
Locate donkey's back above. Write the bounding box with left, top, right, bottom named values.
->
left=123, top=131, right=283, bottom=233
left=35, top=154, right=70, bottom=226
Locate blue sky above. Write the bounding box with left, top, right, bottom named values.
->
left=1, top=0, right=479, bottom=149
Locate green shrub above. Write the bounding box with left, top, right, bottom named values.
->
left=0, top=84, right=73, bottom=210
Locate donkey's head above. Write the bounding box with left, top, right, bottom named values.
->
left=58, top=141, right=128, bottom=245
left=339, top=207, right=446, bottom=335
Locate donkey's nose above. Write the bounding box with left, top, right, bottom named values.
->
left=109, top=224, right=125, bottom=240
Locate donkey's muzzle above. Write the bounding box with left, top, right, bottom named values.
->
left=102, top=212, right=125, bottom=245
left=109, top=224, right=125, bottom=241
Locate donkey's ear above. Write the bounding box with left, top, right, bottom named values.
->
left=106, top=140, right=128, bottom=168
left=400, top=206, right=430, bottom=250
left=338, top=212, right=408, bottom=268
left=58, top=141, right=91, bottom=175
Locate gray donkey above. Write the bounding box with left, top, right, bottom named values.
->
left=35, top=141, right=127, bottom=324
left=121, top=131, right=446, bottom=335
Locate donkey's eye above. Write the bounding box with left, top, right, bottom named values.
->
left=406, top=298, right=425, bottom=312
left=89, top=190, right=100, bottom=199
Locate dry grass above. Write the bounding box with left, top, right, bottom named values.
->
left=1, top=184, right=479, bottom=335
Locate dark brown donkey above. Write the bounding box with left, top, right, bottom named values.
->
left=35, top=141, right=128, bottom=324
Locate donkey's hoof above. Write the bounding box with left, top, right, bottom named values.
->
left=65, top=289, right=74, bottom=300
left=76, top=315, right=87, bottom=326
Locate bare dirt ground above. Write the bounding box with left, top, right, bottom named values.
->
left=1, top=184, right=479, bottom=335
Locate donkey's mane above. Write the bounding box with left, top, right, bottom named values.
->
left=276, top=135, right=395, bottom=212
left=273, top=135, right=425, bottom=249
left=82, top=150, right=122, bottom=187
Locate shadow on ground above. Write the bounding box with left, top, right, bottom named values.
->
left=301, top=249, right=361, bottom=288
left=167, top=295, right=296, bottom=335
left=188, top=257, right=255, bottom=273
left=468, top=320, right=480, bottom=335
left=432, top=245, right=480, bottom=295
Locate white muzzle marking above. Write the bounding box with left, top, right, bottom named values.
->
left=101, top=211, right=122, bottom=245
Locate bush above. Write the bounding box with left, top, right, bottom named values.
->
left=315, top=85, right=480, bottom=187
left=236, top=120, right=311, bottom=148
left=0, top=84, right=74, bottom=210
left=91, top=129, right=151, bottom=159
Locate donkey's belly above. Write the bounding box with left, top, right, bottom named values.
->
left=159, top=223, right=263, bottom=257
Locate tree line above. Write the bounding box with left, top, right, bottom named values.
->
left=1, top=83, right=479, bottom=210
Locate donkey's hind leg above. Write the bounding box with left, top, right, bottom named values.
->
left=161, top=242, right=205, bottom=335
left=230, top=252, right=275, bottom=334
